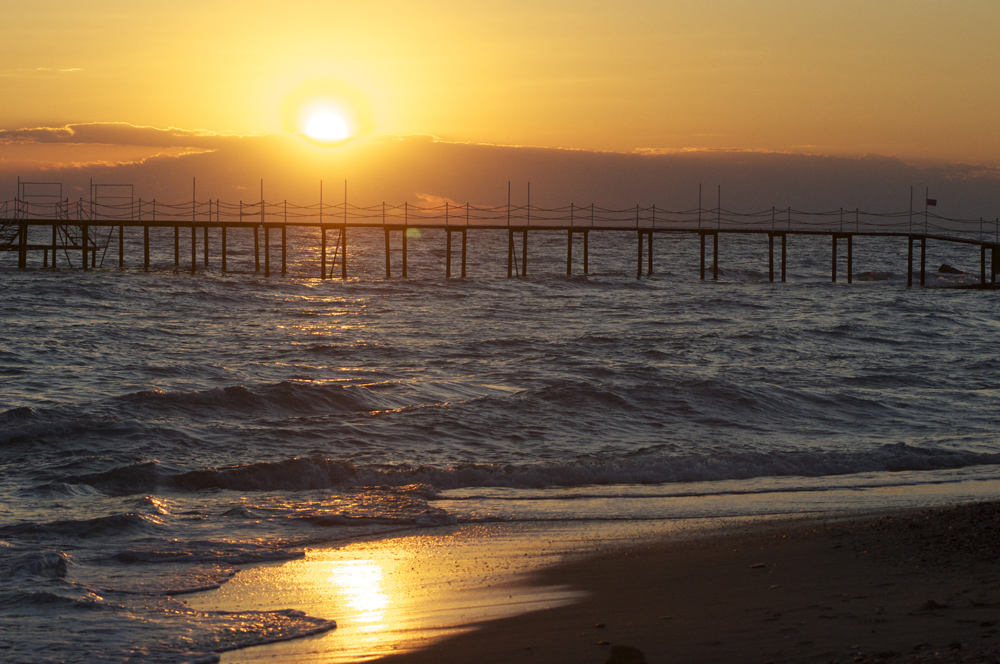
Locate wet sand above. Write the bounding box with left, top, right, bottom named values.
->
left=376, top=502, right=1000, bottom=664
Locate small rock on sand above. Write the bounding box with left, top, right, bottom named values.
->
left=606, top=645, right=648, bottom=664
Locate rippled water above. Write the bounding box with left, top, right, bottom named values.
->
left=2, top=227, right=998, bottom=662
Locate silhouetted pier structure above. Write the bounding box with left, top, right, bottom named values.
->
left=2, top=182, right=999, bottom=287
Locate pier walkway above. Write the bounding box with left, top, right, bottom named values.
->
left=2, top=192, right=999, bottom=287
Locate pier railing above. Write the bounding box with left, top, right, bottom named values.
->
left=4, top=197, right=999, bottom=240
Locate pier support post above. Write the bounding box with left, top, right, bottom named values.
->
left=636, top=231, right=643, bottom=279
left=847, top=235, right=853, bottom=284
left=281, top=226, right=286, bottom=275
left=446, top=229, right=452, bottom=278
left=144, top=226, right=150, bottom=271
left=907, top=236, right=914, bottom=288
left=647, top=231, right=653, bottom=275
left=191, top=226, right=196, bottom=274
left=583, top=230, right=589, bottom=275
left=781, top=234, right=786, bottom=282
left=461, top=229, right=467, bottom=277
left=567, top=230, right=573, bottom=276
left=320, top=227, right=327, bottom=280
left=204, top=226, right=209, bottom=268
left=713, top=232, right=719, bottom=280
left=17, top=224, right=27, bottom=270
left=264, top=226, right=270, bottom=277
left=222, top=227, right=227, bottom=273
left=768, top=233, right=774, bottom=282
left=254, top=226, right=260, bottom=272
left=700, top=232, right=706, bottom=280
left=341, top=227, right=347, bottom=280
left=82, top=225, right=88, bottom=270
left=174, top=227, right=179, bottom=269
left=51, top=225, right=57, bottom=269
left=507, top=229, right=514, bottom=278
left=384, top=229, right=391, bottom=278
left=119, top=226, right=124, bottom=268
left=832, top=235, right=838, bottom=282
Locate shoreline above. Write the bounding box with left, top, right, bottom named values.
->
left=191, top=500, right=1000, bottom=664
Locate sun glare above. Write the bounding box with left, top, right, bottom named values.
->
left=305, top=112, right=351, bottom=142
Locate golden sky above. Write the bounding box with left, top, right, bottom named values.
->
left=3, top=0, right=999, bottom=166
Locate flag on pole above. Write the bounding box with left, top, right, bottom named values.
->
left=926, top=199, right=937, bottom=206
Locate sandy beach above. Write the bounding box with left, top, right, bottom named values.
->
left=189, top=501, right=1000, bottom=664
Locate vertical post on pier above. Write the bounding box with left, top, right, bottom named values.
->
left=647, top=231, right=653, bottom=275
left=847, top=235, right=853, bottom=284
left=446, top=229, right=452, bottom=278
left=507, top=229, right=514, bottom=278
left=222, top=227, right=227, bottom=273
left=768, top=233, right=774, bottom=282
left=712, top=232, right=719, bottom=280
left=253, top=226, right=260, bottom=272
left=781, top=234, right=786, bottom=283
left=144, top=226, right=150, bottom=271
left=119, top=226, right=124, bottom=268
left=636, top=230, right=643, bottom=279
left=521, top=230, right=528, bottom=276
left=831, top=235, right=838, bottom=283
left=264, top=226, right=270, bottom=277
left=384, top=229, right=391, bottom=278
left=907, top=236, right=914, bottom=288
left=320, top=228, right=327, bottom=279
left=51, top=224, right=57, bottom=269
left=567, top=230, right=573, bottom=276
left=340, top=227, right=347, bottom=280
left=920, top=237, right=926, bottom=286
left=461, top=229, right=467, bottom=277
left=191, top=226, right=196, bottom=274
left=402, top=227, right=407, bottom=278
left=82, top=224, right=88, bottom=270
left=700, top=232, right=706, bottom=280
left=583, top=231, right=589, bottom=275
left=17, top=224, right=27, bottom=270
left=203, top=226, right=209, bottom=268
left=281, top=226, right=286, bottom=276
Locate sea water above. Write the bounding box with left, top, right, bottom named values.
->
left=2, top=227, right=999, bottom=662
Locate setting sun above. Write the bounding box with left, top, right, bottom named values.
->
left=304, top=112, right=350, bottom=143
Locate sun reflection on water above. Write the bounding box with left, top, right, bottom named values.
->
left=328, top=560, right=390, bottom=630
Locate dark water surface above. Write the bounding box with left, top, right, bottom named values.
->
left=2, top=228, right=998, bottom=662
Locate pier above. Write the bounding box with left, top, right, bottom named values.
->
left=2, top=182, right=999, bottom=287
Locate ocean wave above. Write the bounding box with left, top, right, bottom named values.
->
left=0, top=512, right=164, bottom=539
left=120, top=380, right=409, bottom=417
left=59, top=443, right=1000, bottom=497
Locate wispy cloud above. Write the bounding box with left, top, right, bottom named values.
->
left=0, top=122, right=256, bottom=149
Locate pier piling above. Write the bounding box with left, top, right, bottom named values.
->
left=143, top=227, right=149, bottom=271
left=222, top=227, right=227, bottom=273
left=321, top=227, right=327, bottom=280
left=264, top=226, right=270, bottom=278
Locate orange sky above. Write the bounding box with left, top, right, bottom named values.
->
left=3, top=0, right=1000, bottom=167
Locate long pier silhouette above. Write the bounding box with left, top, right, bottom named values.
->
left=3, top=180, right=999, bottom=287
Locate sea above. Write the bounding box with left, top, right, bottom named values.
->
left=2, top=225, right=999, bottom=663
